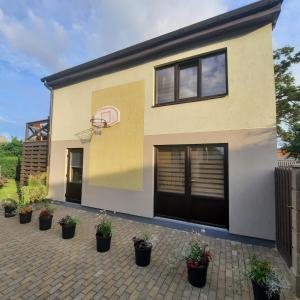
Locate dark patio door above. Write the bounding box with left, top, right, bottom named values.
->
left=66, top=148, right=83, bottom=204
left=154, top=144, right=228, bottom=228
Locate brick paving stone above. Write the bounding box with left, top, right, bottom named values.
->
left=0, top=204, right=296, bottom=299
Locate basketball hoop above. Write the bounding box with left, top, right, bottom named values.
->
left=75, top=128, right=94, bottom=144
left=90, top=117, right=108, bottom=136
left=75, top=106, right=120, bottom=142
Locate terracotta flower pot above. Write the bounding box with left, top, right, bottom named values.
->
left=187, top=262, right=208, bottom=288
left=39, top=215, right=53, bottom=231
left=96, top=233, right=111, bottom=252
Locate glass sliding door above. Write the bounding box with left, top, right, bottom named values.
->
left=155, top=144, right=228, bottom=228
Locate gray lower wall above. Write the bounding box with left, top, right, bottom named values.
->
left=48, top=127, right=276, bottom=240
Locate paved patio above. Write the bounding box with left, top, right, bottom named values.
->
left=0, top=204, right=296, bottom=300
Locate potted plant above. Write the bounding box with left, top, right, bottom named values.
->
left=39, top=204, right=54, bottom=230
left=1, top=198, right=17, bottom=217
left=247, top=255, right=287, bottom=300
left=17, top=199, right=33, bottom=224
left=58, top=215, right=79, bottom=239
left=133, top=232, right=152, bottom=267
left=185, top=239, right=212, bottom=288
left=95, top=210, right=112, bottom=252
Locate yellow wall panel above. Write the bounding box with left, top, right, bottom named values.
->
left=88, top=81, right=144, bottom=190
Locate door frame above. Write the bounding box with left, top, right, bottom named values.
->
left=154, top=143, right=229, bottom=228
left=65, top=148, right=84, bottom=204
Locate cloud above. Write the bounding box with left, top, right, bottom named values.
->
left=83, top=0, right=228, bottom=57
left=0, top=8, right=69, bottom=73
left=0, top=1, right=228, bottom=75
left=0, top=115, right=15, bottom=124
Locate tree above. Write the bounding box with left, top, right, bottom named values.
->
left=0, top=137, right=23, bottom=157
left=274, top=46, right=300, bottom=157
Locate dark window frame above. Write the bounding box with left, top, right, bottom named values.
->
left=154, top=48, right=228, bottom=107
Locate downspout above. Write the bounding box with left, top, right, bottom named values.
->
left=43, top=81, right=53, bottom=196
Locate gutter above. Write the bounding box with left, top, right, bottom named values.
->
left=41, top=0, right=283, bottom=89
left=43, top=81, right=53, bottom=194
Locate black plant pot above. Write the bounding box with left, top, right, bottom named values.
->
left=19, top=211, right=32, bottom=224
left=39, top=215, right=53, bottom=230
left=251, top=280, right=280, bottom=300
left=4, top=206, right=16, bottom=218
left=134, top=245, right=152, bottom=267
left=96, top=233, right=111, bottom=252
left=187, top=263, right=208, bottom=288
left=61, top=223, right=76, bottom=239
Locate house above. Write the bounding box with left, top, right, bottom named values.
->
left=41, top=0, right=282, bottom=241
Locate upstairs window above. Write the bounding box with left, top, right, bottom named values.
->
left=156, top=66, right=175, bottom=104
left=155, top=50, right=227, bottom=105
left=179, top=62, right=198, bottom=99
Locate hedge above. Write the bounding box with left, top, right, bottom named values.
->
left=0, top=156, right=20, bottom=179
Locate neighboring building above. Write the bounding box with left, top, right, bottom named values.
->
left=42, top=0, right=282, bottom=240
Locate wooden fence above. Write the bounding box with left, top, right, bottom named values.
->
left=274, top=167, right=292, bottom=267
left=20, top=119, right=49, bottom=187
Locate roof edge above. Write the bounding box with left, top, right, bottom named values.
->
left=41, top=0, right=283, bottom=88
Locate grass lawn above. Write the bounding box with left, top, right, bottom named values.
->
left=0, top=179, right=19, bottom=201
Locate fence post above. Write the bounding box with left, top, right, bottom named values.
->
left=291, top=165, right=300, bottom=297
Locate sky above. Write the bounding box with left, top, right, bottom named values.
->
left=0, top=0, right=299, bottom=140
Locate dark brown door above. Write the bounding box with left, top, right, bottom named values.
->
left=66, top=148, right=83, bottom=204
left=154, top=144, right=228, bottom=228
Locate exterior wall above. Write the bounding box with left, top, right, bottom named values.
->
left=90, top=81, right=144, bottom=191
left=48, top=24, right=276, bottom=240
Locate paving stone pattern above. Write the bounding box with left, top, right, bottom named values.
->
left=0, top=204, right=296, bottom=299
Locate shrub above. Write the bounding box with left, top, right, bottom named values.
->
left=21, top=185, right=47, bottom=203
left=0, top=156, right=19, bottom=179
left=28, top=173, right=47, bottom=186
left=21, top=173, right=47, bottom=203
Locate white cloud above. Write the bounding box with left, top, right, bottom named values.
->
left=0, top=115, right=15, bottom=124
left=0, top=8, right=69, bottom=72
left=0, top=1, right=228, bottom=75
left=83, top=0, right=228, bottom=57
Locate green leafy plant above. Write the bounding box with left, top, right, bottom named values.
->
left=185, top=240, right=212, bottom=267
left=39, top=204, right=54, bottom=217
left=28, top=173, right=47, bottom=186
left=95, top=210, right=112, bottom=238
left=16, top=198, right=32, bottom=214
left=247, top=255, right=271, bottom=286
left=247, top=255, right=288, bottom=298
left=1, top=198, right=16, bottom=208
left=21, top=173, right=47, bottom=203
left=132, top=231, right=152, bottom=249
left=58, top=215, right=79, bottom=226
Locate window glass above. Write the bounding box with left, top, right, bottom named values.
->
left=156, top=66, right=175, bottom=103
left=190, top=145, right=224, bottom=198
left=179, top=65, right=198, bottom=99
left=157, top=148, right=185, bottom=194
left=201, top=53, right=226, bottom=97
